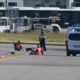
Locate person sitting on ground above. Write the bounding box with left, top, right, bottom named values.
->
left=14, top=40, right=22, bottom=51
left=26, top=44, right=44, bottom=55
left=35, top=44, right=44, bottom=55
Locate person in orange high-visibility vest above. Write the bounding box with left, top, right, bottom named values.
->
left=29, top=44, right=44, bottom=55
left=14, top=40, right=22, bottom=51
left=35, top=44, right=44, bottom=55
left=53, top=18, right=55, bottom=23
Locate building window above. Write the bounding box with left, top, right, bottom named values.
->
left=8, top=3, right=17, bottom=7
left=74, top=0, right=80, bottom=7
left=56, top=1, right=61, bottom=7
left=0, top=3, right=4, bottom=7
left=75, top=0, right=80, bottom=2
left=35, top=4, right=41, bottom=7
left=44, top=0, right=49, bottom=4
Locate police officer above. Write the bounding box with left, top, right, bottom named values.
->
left=39, top=30, right=47, bottom=51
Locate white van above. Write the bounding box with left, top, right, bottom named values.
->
left=65, top=27, right=80, bottom=56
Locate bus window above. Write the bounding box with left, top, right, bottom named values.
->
left=34, top=12, right=40, bottom=18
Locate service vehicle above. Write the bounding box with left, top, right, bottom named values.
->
left=65, top=27, right=80, bottom=56
left=16, top=16, right=32, bottom=32
left=1, top=7, right=80, bottom=32
left=66, top=24, right=80, bottom=38
left=0, top=16, right=31, bottom=33
left=0, top=17, right=11, bottom=32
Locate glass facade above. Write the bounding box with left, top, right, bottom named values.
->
left=23, top=0, right=66, bottom=8
left=74, top=0, right=80, bottom=7
left=44, top=0, right=49, bottom=3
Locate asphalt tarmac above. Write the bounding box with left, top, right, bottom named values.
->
left=0, top=44, right=80, bottom=80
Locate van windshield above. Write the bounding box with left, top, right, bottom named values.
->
left=19, top=19, right=27, bottom=26
left=0, top=19, right=7, bottom=26
left=69, top=33, right=80, bottom=40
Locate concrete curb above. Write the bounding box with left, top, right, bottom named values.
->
left=0, top=42, right=65, bottom=46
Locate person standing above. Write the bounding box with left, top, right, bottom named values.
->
left=39, top=30, right=47, bottom=51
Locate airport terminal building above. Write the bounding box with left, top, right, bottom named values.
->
left=0, top=0, right=79, bottom=8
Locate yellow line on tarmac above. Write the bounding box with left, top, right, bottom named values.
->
left=0, top=54, right=29, bottom=61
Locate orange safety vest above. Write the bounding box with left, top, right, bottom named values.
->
left=16, top=43, right=21, bottom=49
left=53, top=18, right=55, bottom=23
left=36, top=47, right=42, bottom=55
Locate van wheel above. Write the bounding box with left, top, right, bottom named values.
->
left=67, top=51, right=70, bottom=56
left=72, top=53, right=76, bottom=56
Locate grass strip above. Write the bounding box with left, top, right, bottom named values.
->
left=0, top=31, right=66, bottom=44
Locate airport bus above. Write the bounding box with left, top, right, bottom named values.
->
left=0, top=7, right=80, bottom=32
left=19, top=7, right=80, bottom=32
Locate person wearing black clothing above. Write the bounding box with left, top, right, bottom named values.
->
left=39, top=30, right=47, bottom=51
